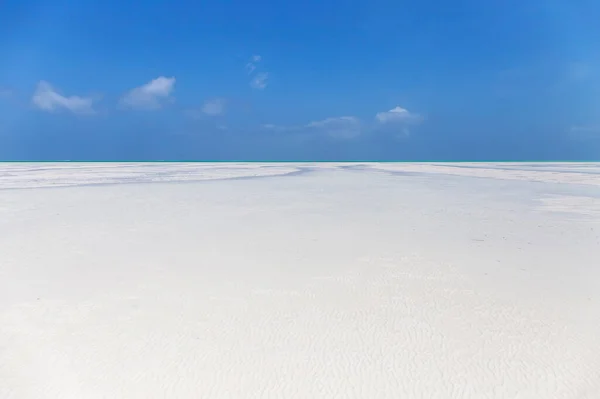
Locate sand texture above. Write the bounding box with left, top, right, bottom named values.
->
left=1, top=163, right=599, bottom=398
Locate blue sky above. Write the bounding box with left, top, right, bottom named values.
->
left=1, top=0, right=599, bottom=161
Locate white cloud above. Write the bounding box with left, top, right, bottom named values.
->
left=375, top=106, right=421, bottom=124
left=374, top=106, right=423, bottom=138
left=31, top=81, right=95, bottom=114
left=246, top=55, right=262, bottom=74
left=250, top=73, right=269, bottom=90
left=202, top=98, right=226, bottom=116
left=120, top=76, right=175, bottom=110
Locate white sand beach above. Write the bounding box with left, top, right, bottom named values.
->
left=1, top=162, right=599, bottom=398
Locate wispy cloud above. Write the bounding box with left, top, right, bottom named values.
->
left=261, top=123, right=297, bottom=132
left=201, top=98, right=226, bottom=116
left=246, top=54, right=268, bottom=90
left=262, top=116, right=361, bottom=139
left=250, top=72, right=269, bottom=90
left=374, top=106, right=423, bottom=137
left=306, top=116, right=361, bottom=139
left=262, top=105, right=423, bottom=140
left=245, top=55, right=262, bottom=74
left=120, top=76, right=175, bottom=110
left=31, top=81, right=95, bottom=114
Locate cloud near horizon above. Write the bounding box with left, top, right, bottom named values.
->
left=262, top=106, right=422, bottom=139
left=119, top=76, right=176, bottom=110
left=23, top=77, right=421, bottom=142
left=31, top=81, right=95, bottom=114
left=373, top=106, right=423, bottom=138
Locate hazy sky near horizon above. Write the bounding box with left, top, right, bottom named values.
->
left=1, top=0, right=599, bottom=161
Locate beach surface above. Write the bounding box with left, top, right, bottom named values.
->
left=1, top=162, right=599, bottom=398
